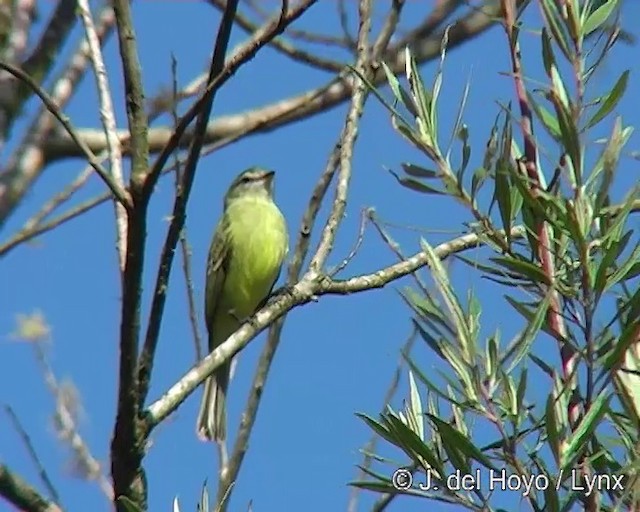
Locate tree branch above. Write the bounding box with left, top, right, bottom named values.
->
left=145, top=226, right=525, bottom=431
left=109, top=0, right=150, bottom=508
left=0, top=60, right=132, bottom=209
left=0, top=5, right=117, bottom=228
left=42, top=1, right=504, bottom=165
left=0, top=465, right=62, bottom=512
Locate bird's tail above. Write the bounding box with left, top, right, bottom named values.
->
left=196, top=363, right=229, bottom=442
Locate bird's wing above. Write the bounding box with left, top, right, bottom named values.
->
left=204, top=216, right=232, bottom=344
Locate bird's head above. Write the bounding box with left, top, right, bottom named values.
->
left=224, top=167, right=276, bottom=205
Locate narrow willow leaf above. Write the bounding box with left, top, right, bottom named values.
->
left=560, top=391, right=610, bottom=470
left=198, top=483, right=209, bottom=512
left=428, top=415, right=496, bottom=470
left=586, top=70, right=629, bottom=129
left=408, top=371, right=424, bottom=440
left=593, top=229, right=632, bottom=297
left=530, top=96, right=562, bottom=139
left=530, top=353, right=554, bottom=378
left=349, top=64, right=413, bottom=127
left=401, top=163, right=438, bottom=178
left=381, top=61, right=404, bottom=104
left=541, top=27, right=556, bottom=77
left=420, top=239, right=473, bottom=354
left=603, top=287, right=640, bottom=374
left=505, top=292, right=551, bottom=374
left=406, top=49, right=433, bottom=136
left=540, top=0, right=572, bottom=60
left=516, top=368, right=527, bottom=427
left=491, top=256, right=551, bottom=285
left=583, top=0, right=618, bottom=36
left=545, top=394, right=561, bottom=464
left=536, top=458, right=560, bottom=512
left=385, top=413, right=444, bottom=474
left=604, top=239, right=640, bottom=292
left=495, top=159, right=513, bottom=239
left=357, top=413, right=398, bottom=446
left=389, top=170, right=444, bottom=195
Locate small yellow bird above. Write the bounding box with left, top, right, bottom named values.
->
left=196, top=167, right=289, bottom=442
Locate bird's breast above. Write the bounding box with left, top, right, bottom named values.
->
left=223, top=198, right=288, bottom=316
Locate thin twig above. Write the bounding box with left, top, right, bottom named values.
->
left=368, top=211, right=430, bottom=295
left=308, top=0, right=372, bottom=273
left=208, top=0, right=344, bottom=72
left=3, top=405, right=61, bottom=505
left=0, top=60, right=131, bottom=209
left=329, top=206, right=371, bottom=277
left=170, top=55, right=203, bottom=363
left=77, top=0, right=127, bottom=271
left=0, top=4, right=117, bottom=228
left=42, top=4, right=503, bottom=167
left=242, top=0, right=349, bottom=48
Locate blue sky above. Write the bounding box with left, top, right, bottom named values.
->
left=1, top=1, right=639, bottom=511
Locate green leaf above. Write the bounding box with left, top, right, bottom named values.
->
left=428, top=415, right=496, bottom=471
left=389, top=169, right=444, bottom=195
left=560, top=391, right=610, bottom=470
left=530, top=96, right=562, bottom=139
left=604, top=239, right=640, bottom=291
left=583, top=0, right=618, bottom=36
left=586, top=70, right=629, bottom=129
left=541, top=27, right=556, bottom=77
left=420, top=239, right=473, bottom=356
left=504, top=292, right=551, bottom=374
left=357, top=413, right=398, bottom=447
left=385, top=412, right=444, bottom=474
left=491, top=256, right=551, bottom=285
left=408, top=371, right=424, bottom=440
left=530, top=353, right=554, bottom=378
left=540, top=0, right=572, bottom=60
left=401, top=163, right=438, bottom=178
left=545, top=394, right=561, bottom=464
left=593, top=229, right=632, bottom=297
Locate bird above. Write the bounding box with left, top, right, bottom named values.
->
left=196, top=167, right=289, bottom=442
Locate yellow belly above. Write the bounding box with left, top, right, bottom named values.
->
left=220, top=197, right=288, bottom=319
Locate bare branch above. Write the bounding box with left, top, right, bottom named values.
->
left=77, top=0, right=127, bottom=271
left=43, top=2, right=505, bottom=167
left=4, top=405, right=61, bottom=505
left=109, top=0, right=151, bottom=506
left=0, top=464, right=62, bottom=512
left=144, top=226, right=525, bottom=429
left=0, top=5, right=117, bottom=227
left=0, top=60, right=132, bottom=209
left=242, top=0, right=350, bottom=48
left=208, top=0, right=344, bottom=72
left=308, top=0, right=372, bottom=272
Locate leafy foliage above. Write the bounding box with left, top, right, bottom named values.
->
left=355, top=0, right=640, bottom=510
